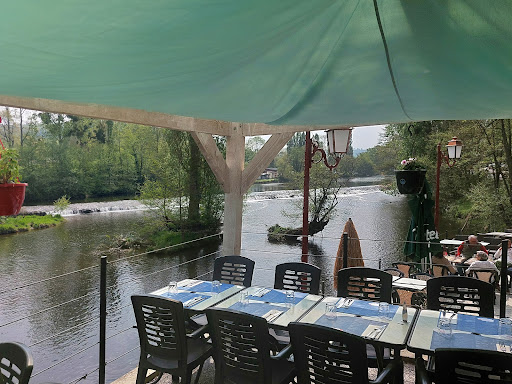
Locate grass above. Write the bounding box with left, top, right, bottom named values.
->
left=0, top=215, right=65, bottom=235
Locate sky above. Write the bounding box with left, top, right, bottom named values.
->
left=351, top=125, right=386, bottom=149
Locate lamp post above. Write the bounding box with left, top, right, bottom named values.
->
left=434, top=136, right=463, bottom=229
left=302, top=128, right=352, bottom=262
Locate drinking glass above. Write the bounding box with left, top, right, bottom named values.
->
left=499, top=318, right=512, bottom=340
left=438, top=318, right=452, bottom=338
left=168, top=281, right=177, bottom=295
left=325, top=303, right=336, bottom=319
left=285, top=290, right=295, bottom=308
left=378, top=302, right=390, bottom=320
left=212, top=280, right=221, bottom=295
left=240, top=291, right=249, bottom=305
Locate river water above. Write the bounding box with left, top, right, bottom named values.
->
left=0, top=179, right=411, bottom=383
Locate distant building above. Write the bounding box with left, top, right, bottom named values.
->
left=259, top=167, right=278, bottom=180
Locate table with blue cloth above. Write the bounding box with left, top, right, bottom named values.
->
left=212, top=286, right=322, bottom=329
left=152, top=279, right=243, bottom=311
left=298, top=297, right=417, bottom=349
left=408, top=309, right=512, bottom=355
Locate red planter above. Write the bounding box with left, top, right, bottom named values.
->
left=0, top=183, right=28, bottom=216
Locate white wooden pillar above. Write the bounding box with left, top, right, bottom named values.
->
left=223, top=126, right=245, bottom=255
left=192, top=128, right=294, bottom=256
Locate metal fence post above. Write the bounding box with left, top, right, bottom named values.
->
left=99, top=256, right=107, bottom=384
left=500, top=240, right=507, bottom=318
left=343, top=232, right=348, bottom=269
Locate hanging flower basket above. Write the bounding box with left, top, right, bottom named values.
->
left=0, top=183, right=27, bottom=215
left=395, top=170, right=426, bottom=194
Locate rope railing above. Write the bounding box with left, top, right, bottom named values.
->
left=3, top=232, right=222, bottom=384
left=8, top=228, right=487, bottom=384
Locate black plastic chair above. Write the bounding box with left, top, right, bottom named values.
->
left=426, top=276, right=494, bottom=317
left=206, top=308, right=296, bottom=384
left=289, top=322, right=398, bottom=384
left=274, top=262, right=321, bottom=294
left=131, top=295, right=212, bottom=384
left=337, top=267, right=392, bottom=303
left=391, top=262, right=414, bottom=277
left=213, top=255, right=255, bottom=287
left=0, top=342, right=33, bottom=384
left=384, top=267, right=404, bottom=278
left=416, top=348, right=512, bottom=383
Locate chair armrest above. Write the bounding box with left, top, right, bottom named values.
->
left=270, top=343, right=293, bottom=361
left=415, top=357, right=431, bottom=384
left=371, top=359, right=399, bottom=384
left=187, top=324, right=210, bottom=339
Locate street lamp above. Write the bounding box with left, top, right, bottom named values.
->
left=434, top=136, right=463, bottom=228
left=302, top=128, right=352, bottom=262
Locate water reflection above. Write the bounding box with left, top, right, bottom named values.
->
left=0, top=182, right=411, bottom=383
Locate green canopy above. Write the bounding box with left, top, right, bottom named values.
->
left=1, top=0, right=512, bottom=127
left=403, top=181, right=443, bottom=262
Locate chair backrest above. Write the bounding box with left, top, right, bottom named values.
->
left=410, top=272, right=434, bottom=281
left=206, top=308, right=272, bottom=384
left=289, top=322, right=371, bottom=384
left=213, top=255, right=255, bottom=287
left=131, top=295, right=188, bottom=366
left=468, top=269, right=499, bottom=285
left=430, top=264, right=451, bottom=277
left=426, top=276, right=494, bottom=317
left=434, top=348, right=512, bottom=383
left=454, top=234, right=469, bottom=241
left=0, top=342, right=33, bottom=384
left=274, top=262, right=321, bottom=294
left=391, top=262, right=413, bottom=277
left=337, top=267, right=392, bottom=303
left=383, top=267, right=404, bottom=278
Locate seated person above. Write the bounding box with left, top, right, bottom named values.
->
left=493, top=239, right=512, bottom=265
left=432, top=251, right=456, bottom=274
left=466, top=251, right=498, bottom=274
left=456, top=235, right=488, bottom=263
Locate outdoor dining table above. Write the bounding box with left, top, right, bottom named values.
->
left=212, top=286, right=322, bottom=329
left=392, top=277, right=427, bottom=291
left=407, top=309, right=512, bottom=356
left=440, top=239, right=490, bottom=247
left=298, top=296, right=418, bottom=384
left=152, top=278, right=244, bottom=312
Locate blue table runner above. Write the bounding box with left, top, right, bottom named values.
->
left=249, top=289, right=307, bottom=305
left=229, top=302, right=287, bottom=317
left=430, top=331, right=504, bottom=351
left=179, top=281, right=232, bottom=294
left=336, top=300, right=399, bottom=318
left=315, top=315, right=388, bottom=336
left=161, top=291, right=209, bottom=307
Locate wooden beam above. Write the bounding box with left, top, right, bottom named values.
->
left=0, top=95, right=232, bottom=135
left=191, top=132, right=229, bottom=192
left=241, top=132, right=294, bottom=193
left=0, top=94, right=348, bottom=136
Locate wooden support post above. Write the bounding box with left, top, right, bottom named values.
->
left=223, top=127, right=245, bottom=255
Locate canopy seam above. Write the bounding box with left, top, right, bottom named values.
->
left=373, top=0, right=412, bottom=121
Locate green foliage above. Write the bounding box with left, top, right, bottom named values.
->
left=53, top=195, right=70, bottom=213
left=0, top=147, right=21, bottom=183
left=396, top=158, right=426, bottom=170
left=0, top=214, right=64, bottom=234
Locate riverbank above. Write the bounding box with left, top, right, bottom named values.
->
left=0, top=214, right=64, bottom=234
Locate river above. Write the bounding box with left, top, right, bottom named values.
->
left=0, top=178, right=411, bottom=383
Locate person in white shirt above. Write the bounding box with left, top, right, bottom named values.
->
left=493, top=239, right=512, bottom=265
left=466, top=251, right=498, bottom=274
